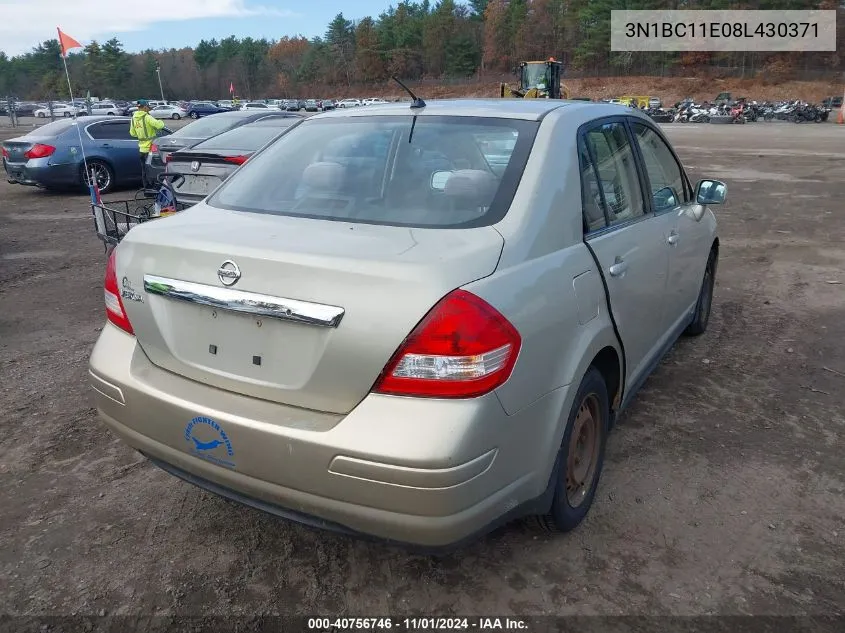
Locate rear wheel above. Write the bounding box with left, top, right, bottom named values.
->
left=190, top=111, right=199, bottom=119
left=685, top=248, right=717, bottom=336
left=82, top=159, right=114, bottom=194
left=535, top=367, right=609, bottom=532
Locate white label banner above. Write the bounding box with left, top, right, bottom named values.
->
left=610, top=10, right=837, bottom=52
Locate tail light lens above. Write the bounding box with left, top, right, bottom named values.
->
left=150, top=143, right=159, bottom=154
left=373, top=290, right=521, bottom=398
left=24, top=144, right=56, bottom=159
left=224, top=155, right=249, bottom=165
left=104, top=249, right=134, bottom=335
left=1, top=146, right=8, bottom=159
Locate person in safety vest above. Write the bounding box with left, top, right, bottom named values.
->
left=129, top=99, right=165, bottom=189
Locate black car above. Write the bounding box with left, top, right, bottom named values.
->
left=822, top=96, right=843, bottom=109
left=185, top=101, right=230, bottom=119
left=145, top=110, right=304, bottom=186
left=165, top=117, right=300, bottom=206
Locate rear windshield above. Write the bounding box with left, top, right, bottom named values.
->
left=168, top=114, right=245, bottom=139
left=192, top=121, right=296, bottom=152
left=28, top=119, right=74, bottom=137
left=207, top=115, right=538, bottom=228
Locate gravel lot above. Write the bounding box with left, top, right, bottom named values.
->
left=1, top=122, right=844, bottom=619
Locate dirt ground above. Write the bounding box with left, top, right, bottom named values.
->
left=1, top=122, right=844, bottom=621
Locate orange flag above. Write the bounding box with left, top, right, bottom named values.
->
left=57, top=28, right=82, bottom=57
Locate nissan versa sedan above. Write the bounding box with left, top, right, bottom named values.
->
left=89, top=99, right=725, bottom=548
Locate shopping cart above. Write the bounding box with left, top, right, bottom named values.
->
left=91, top=174, right=188, bottom=252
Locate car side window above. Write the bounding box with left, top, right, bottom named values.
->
left=87, top=122, right=133, bottom=140
left=631, top=122, right=687, bottom=212
left=578, top=137, right=608, bottom=233
left=584, top=122, right=645, bottom=227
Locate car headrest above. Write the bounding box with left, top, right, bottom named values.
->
left=302, top=162, right=346, bottom=191
left=443, top=169, right=499, bottom=207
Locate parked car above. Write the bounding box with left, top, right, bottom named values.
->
left=86, top=102, right=124, bottom=116
left=90, top=100, right=724, bottom=548
left=363, top=98, right=388, bottom=106
left=822, top=96, right=843, bottom=109
left=33, top=103, right=80, bottom=118
left=217, top=100, right=235, bottom=110
left=149, top=104, right=187, bottom=120
left=286, top=100, right=304, bottom=111
left=304, top=99, right=319, bottom=112
left=240, top=102, right=272, bottom=112
left=338, top=98, right=361, bottom=108
left=165, top=117, right=300, bottom=206
left=3, top=116, right=171, bottom=193
left=186, top=101, right=229, bottom=119
left=648, top=97, right=662, bottom=109
left=320, top=99, right=337, bottom=111
left=145, top=110, right=304, bottom=185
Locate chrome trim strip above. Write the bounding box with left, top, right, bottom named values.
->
left=143, top=274, right=345, bottom=328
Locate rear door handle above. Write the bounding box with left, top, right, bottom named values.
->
left=101, top=143, right=111, bottom=148
left=608, top=257, right=628, bottom=277
left=666, top=231, right=679, bottom=245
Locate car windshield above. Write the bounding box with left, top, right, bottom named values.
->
left=208, top=115, right=537, bottom=228
left=26, top=119, right=74, bottom=137
left=167, top=115, right=247, bottom=139
left=192, top=121, right=296, bottom=152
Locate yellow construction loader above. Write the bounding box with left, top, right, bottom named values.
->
left=500, top=58, right=571, bottom=100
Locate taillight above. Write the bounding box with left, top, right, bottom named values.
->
left=150, top=143, right=159, bottom=154
left=24, top=144, right=55, bottom=159
left=1, top=146, right=8, bottom=159
left=373, top=290, right=521, bottom=398
left=104, top=249, right=134, bottom=335
left=224, top=155, right=249, bottom=165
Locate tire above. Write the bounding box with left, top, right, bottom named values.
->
left=82, top=159, right=114, bottom=194
left=171, top=113, right=181, bottom=120
left=36, top=112, right=45, bottom=118
left=190, top=111, right=199, bottom=119
left=63, top=112, right=71, bottom=118
left=685, top=248, right=717, bottom=336
left=534, top=367, right=610, bottom=533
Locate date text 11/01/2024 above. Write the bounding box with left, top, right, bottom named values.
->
left=308, top=618, right=529, bottom=631
left=625, top=21, right=820, bottom=39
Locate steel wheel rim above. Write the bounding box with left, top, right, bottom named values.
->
left=87, top=164, right=110, bottom=191
left=566, top=394, right=601, bottom=508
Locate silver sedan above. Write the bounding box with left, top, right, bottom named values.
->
left=89, top=99, right=725, bottom=548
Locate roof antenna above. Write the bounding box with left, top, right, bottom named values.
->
left=391, top=76, right=426, bottom=109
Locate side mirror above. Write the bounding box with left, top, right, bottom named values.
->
left=431, top=171, right=452, bottom=191
left=695, top=179, right=727, bottom=205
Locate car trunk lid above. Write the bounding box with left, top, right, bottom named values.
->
left=166, top=151, right=244, bottom=202
left=116, top=205, right=505, bottom=414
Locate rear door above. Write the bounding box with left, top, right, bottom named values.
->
left=579, top=119, right=672, bottom=387
left=86, top=120, right=140, bottom=183
left=629, top=120, right=707, bottom=328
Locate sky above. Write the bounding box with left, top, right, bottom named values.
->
left=0, top=0, right=398, bottom=57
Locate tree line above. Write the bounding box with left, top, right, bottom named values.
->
left=1, top=0, right=842, bottom=101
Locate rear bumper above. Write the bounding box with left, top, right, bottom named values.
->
left=89, top=323, right=569, bottom=547
left=4, top=159, right=78, bottom=187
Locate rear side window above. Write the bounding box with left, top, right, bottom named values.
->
left=578, top=137, right=608, bottom=233
left=193, top=122, right=294, bottom=151
left=630, top=122, right=687, bottom=212
left=583, top=122, right=645, bottom=227
left=207, top=116, right=539, bottom=229
left=87, top=121, right=133, bottom=140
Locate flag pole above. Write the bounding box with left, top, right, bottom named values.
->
left=57, top=28, right=91, bottom=190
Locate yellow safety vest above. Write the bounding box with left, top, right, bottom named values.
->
left=129, top=111, right=164, bottom=153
